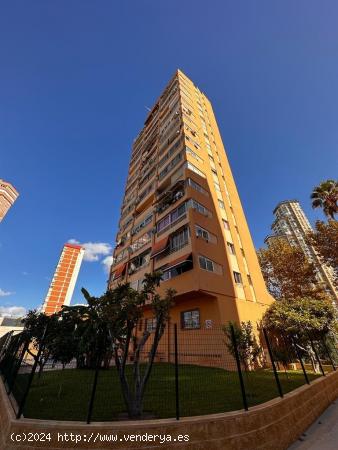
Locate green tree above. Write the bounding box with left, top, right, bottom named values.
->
left=257, top=238, right=325, bottom=300
left=223, top=321, right=261, bottom=371
left=48, top=313, right=78, bottom=369
left=60, top=293, right=112, bottom=370
left=22, top=310, right=59, bottom=376
left=64, top=271, right=175, bottom=419
left=311, top=179, right=338, bottom=220
left=262, top=297, right=336, bottom=337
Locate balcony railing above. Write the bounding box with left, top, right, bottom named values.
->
left=154, top=239, right=189, bottom=263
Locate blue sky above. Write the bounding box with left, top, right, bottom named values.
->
left=1, top=1, right=337, bottom=316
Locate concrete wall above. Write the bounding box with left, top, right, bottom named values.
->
left=0, top=371, right=337, bottom=450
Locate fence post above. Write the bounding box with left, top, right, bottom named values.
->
left=16, top=325, right=48, bottom=419
left=3, top=335, right=22, bottom=386
left=308, top=335, right=325, bottom=376
left=321, top=336, right=336, bottom=372
left=86, top=356, right=101, bottom=424
left=87, top=331, right=105, bottom=424
left=230, top=323, right=248, bottom=411
left=174, top=324, right=180, bottom=420
left=291, top=336, right=309, bottom=385
left=262, top=328, right=283, bottom=398
left=0, top=331, right=13, bottom=363
left=7, top=335, right=30, bottom=395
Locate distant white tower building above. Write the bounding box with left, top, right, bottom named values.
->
left=265, top=200, right=338, bottom=303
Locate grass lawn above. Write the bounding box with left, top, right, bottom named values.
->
left=13, top=364, right=320, bottom=421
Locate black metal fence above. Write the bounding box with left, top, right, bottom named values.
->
left=0, top=324, right=336, bottom=423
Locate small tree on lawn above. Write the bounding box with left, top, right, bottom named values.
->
left=48, top=313, right=78, bottom=369
left=80, top=271, right=175, bottom=419
left=60, top=295, right=112, bottom=370
left=223, top=321, right=261, bottom=372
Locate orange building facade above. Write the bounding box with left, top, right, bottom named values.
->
left=0, top=179, right=19, bottom=222
left=109, top=70, right=273, bottom=334
left=42, top=243, right=84, bottom=315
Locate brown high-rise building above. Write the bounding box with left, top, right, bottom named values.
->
left=109, top=70, right=273, bottom=330
left=42, top=243, right=85, bottom=315
left=0, top=179, right=19, bottom=222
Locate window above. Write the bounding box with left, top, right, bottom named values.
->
left=158, top=138, right=183, bottom=167
left=199, top=255, right=214, bottom=272
left=121, top=217, right=133, bottom=232
left=218, top=200, right=225, bottom=209
left=138, top=183, right=154, bottom=203
left=130, top=231, right=152, bottom=253
left=171, top=202, right=186, bottom=222
left=181, top=310, right=200, bottom=329
left=247, top=275, right=253, bottom=285
left=161, top=258, right=193, bottom=281
left=187, top=199, right=211, bottom=217
left=132, top=214, right=153, bottom=236
left=146, top=317, right=157, bottom=332
left=170, top=227, right=189, bottom=251
left=212, top=170, right=219, bottom=183
left=186, top=146, right=203, bottom=163
left=227, top=242, right=235, bottom=254
left=222, top=219, right=230, bottom=230
left=157, top=202, right=187, bottom=232
left=195, top=224, right=209, bottom=240
left=233, top=271, right=243, bottom=284
left=157, top=214, right=170, bottom=232
left=159, top=151, right=184, bottom=180
left=129, top=250, right=150, bottom=273
left=214, top=182, right=221, bottom=192
left=139, top=167, right=156, bottom=188
left=209, top=155, right=216, bottom=170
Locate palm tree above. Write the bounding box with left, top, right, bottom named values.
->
left=311, top=180, right=338, bottom=220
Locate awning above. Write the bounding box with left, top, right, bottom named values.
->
left=113, top=263, right=127, bottom=280
left=164, top=253, right=192, bottom=272
left=151, top=236, right=169, bottom=258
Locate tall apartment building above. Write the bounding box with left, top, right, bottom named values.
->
left=109, top=70, right=273, bottom=330
left=0, top=179, right=19, bottom=222
left=265, top=200, right=338, bottom=302
left=42, top=243, right=85, bottom=315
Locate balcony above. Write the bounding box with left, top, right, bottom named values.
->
left=152, top=224, right=191, bottom=268
left=153, top=239, right=192, bottom=271
left=155, top=180, right=185, bottom=215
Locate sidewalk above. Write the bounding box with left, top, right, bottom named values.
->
left=288, top=400, right=338, bottom=449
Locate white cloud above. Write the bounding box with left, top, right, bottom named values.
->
left=0, top=288, right=14, bottom=297
left=0, top=306, right=26, bottom=317
left=22, top=271, right=29, bottom=276
left=102, top=255, right=114, bottom=274
left=68, top=239, right=113, bottom=272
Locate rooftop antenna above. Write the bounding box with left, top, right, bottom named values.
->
left=145, top=106, right=151, bottom=112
